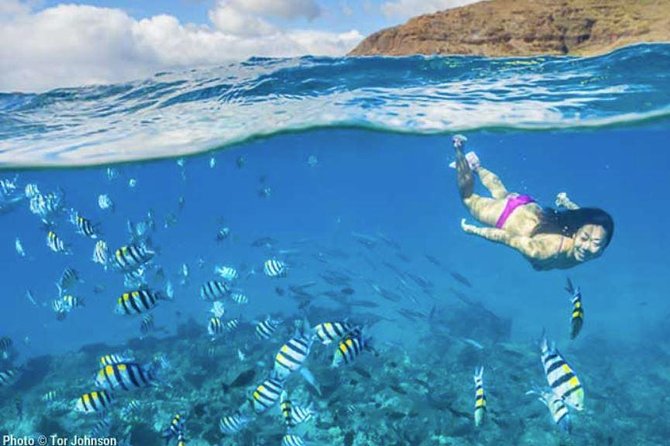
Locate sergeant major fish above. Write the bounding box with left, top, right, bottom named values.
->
left=473, top=366, right=486, bottom=427
left=272, top=328, right=314, bottom=380
left=541, top=335, right=584, bottom=411
left=74, top=390, right=114, bottom=414
left=251, top=378, right=284, bottom=414
left=313, top=321, right=357, bottom=345
left=565, top=278, right=584, bottom=340
left=112, top=243, right=154, bottom=272
left=219, top=412, right=251, bottom=435
left=200, top=280, right=230, bottom=301
left=95, top=361, right=162, bottom=391
left=332, top=329, right=372, bottom=368
left=46, top=231, right=70, bottom=254
left=263, top=259, right=286, bottom=278
left=526, top=386, right=572, bottom=434
left=115, top=289, right=169, bottom=315
left=255, top=317, right=281, bottom=340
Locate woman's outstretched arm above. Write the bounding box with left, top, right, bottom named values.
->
left=460, top=219, right=541, bottom=258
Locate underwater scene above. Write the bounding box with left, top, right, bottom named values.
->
left=1, top=44, right=669, bottom=446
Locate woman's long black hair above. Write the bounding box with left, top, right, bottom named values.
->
left=534, top=207, right=614, bottom=247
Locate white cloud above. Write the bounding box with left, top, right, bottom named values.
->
left=226, top=0, right=321, bottom=21
left=381, top=0, right=482, bottom=20
left=0, top=2, right=363, bottom=92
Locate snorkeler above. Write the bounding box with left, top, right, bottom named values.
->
left=452, top=135, right=613, bottom=271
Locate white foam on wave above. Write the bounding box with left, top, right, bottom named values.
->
left=0, top=49, right=668, bottom=167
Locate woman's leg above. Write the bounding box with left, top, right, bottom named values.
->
left=454, top=137, right=506, bottom=226
left=477, top=167, right=509, bottom=199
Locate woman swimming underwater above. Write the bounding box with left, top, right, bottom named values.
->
left=452, top=135, right=613, bottom=271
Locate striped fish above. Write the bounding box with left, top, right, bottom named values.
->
left=281, top=434, right=305, bottom=446
left=540, top=336, right=584, bottom=411
left=140, top=314, right=155, bottom=336
left=98, top=194, right=114, bottom=211
left=115, top=289, right=167, bottom=315
left=42, top=391, right=58, bottom=402
left=92, top=240, right=109, bottom=267
left=215, top=265, right=238, bottom=282
left=527, top=387, right=571, bottom=434
left=112, top=243, right=154, bottom=272
left=263, top=259, right=286, bottom=278
left=473, top=366, right=486, bottom=427
left=0, top=336, right=12, bottom=353
left=565, top=278, right=584, bottom=340
left=280, top=390, right=295, bottom=428
left=162, top=413, right=185, bottom=442
left=0, top=369, right=19, bottom=387
left=332, top=330, right=370, bottom=367
left=71, top=212, right=99, bottom=239
left=207, top=317, right=224, bottom=338
left=313, top=321, right=356, bottom=345
left=89, top=416, right=111, bottom=437
left=291, top=403, right=316, bottom=425
left=62, top=294, right=84, bottom=310
left=94, top=362, right=158, bottom=391
left=273, top=333, right=314, bottom=380
left=176, top=432, right=186, bottom=446
left=24, top=183, right=40, bottom=199
left=46, top=231, right=69, bottom=254
left=231, top=293, right=248, bottom=304
left=58, top=267, right=80, bottom=293
left=210, top=301, right=225, bottom=318
left=225, top=319, right=240, bottom=332
left=52, top=299, right=68, bottom=320
left=30, top=192, right=63, bottom=222
left=74, top=390, right=114, bottom=414
left=200, top=280, right=230, bottom=301
left=255, top=317, right=281, bottom=340
left=219, top=412, right=251, bottom=435
left=100, top=353, right=134, bottom=367
left=251, top=378, right=284, bottom=414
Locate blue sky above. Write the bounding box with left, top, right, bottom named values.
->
left=0, top=0, right=481, bottom=91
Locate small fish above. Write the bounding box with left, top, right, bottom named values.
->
left=71, top=211, right=99, bottom=239
left=237, top=348, right=246, bottom=361
left=115, top=289, right=168, bottom=315
left=332, top=329, right=372, bottom=367
left=209, top=157, right=216, bottom=168
left=1, top=337, right=12, bottom=358
left=307, top=155, right=318, bottom=167
left=280, top=390, right=296, bottom=428
left=106, top=167, right=119, bottom=181
left=231, top=292, right=248, bottom=304
left=14, top=237, right=25, bottom=257
left=57, top=267, right=80, bottom=294
left=74, top=390, right=114, bottom=414
left=207, top=317, right=224, bottom=338
left=541, top=335, right=584, bottom=411
left=526, top=386, right=571, bottom=434
left=178, top=263, right=189, bottom=285
left=61, top=294, right=85, bottom=310
left=42, top=390, right=57, bottom=402
left=92, top=240, right=109, bottom=268
left=210, top=301, right=225, bottom=318
left=473, top=366, right=486, bottom=427
left=112, top=243, right=154, bottom=272
left=450, top=271, right=472, bottom=288
left=0, top=369, right=19, bottom=387
left=162, top=414, right=185, bottom=442
left=273, top=331, right=314, bottom=380
left=219, top=412, right=251, bottom=434
left=263, top=259, right=286, bottom=278
left=225, top=319, right=240, bottom=332
left=140, top=314, right=155, bottom=336
left=128, top=178, right=137, bottom=188
left=95, top=362, right=160, bottom=391
left=215, top=226, right=230, bottom=242
left=98, top=194, right=114, bottom=212
left=46, top=231, right=69, bottom=254
left=281, top=434, right=305, bottom=446
left=258, top=186, right=272, bottom=198
left=313, top=321, right=357, bottom=345
left=251, top=378, right=284, bottom=414
left=255, top=317, right=281, bottom=340
left=565, top=278, right=584, bottom=339
left=24, top=183, right=40, bottom=198
left=200, top=280, right=230, bottom=301
left=215, top=265, right=239, bottom=282
left=291, top=403, right=316, bottom=425
left=236, top=156, right=246, bottom=168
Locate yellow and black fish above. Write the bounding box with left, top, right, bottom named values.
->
left=95, top=362, right=158, bottom=391
left=332, top=329, right=372, bottom=367
left=113, top=243, right=154, bottom=272
left=273, top=333, right=313, bottom=380
left=115, top=289, right=167, bottom=315
left=540, top=336, right=584, bottom=411
left=74, top=390, right=114, bottom=414
left=313, top=321, right=356, bottom=345
left=473, top=366, right=486, bottom=427
left=46, top=231, right=69, bottom=254
left=565, top=278, right=583, bottom=339
left=162, top=413, right=185, bottom=442
left=71, top=212, right=99, bottom=239
left=526, top=386, right=571, bottom=434
left=280, top=390, right=295, bottom=428
left=251, top=378, right=283, bottom=414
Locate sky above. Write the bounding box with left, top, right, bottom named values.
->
left=0, top=0, right=481, bottom=92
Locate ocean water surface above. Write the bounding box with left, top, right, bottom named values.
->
left=0, top=44, right=669, bottom=445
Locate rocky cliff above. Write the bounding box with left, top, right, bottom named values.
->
left=349, top=0, right=670, bottom=56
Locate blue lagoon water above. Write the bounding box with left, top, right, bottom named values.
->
left=0, top=44, right=669, bottom=445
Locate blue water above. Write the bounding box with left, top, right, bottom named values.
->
left=1, top=44, right=669, bottom=445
